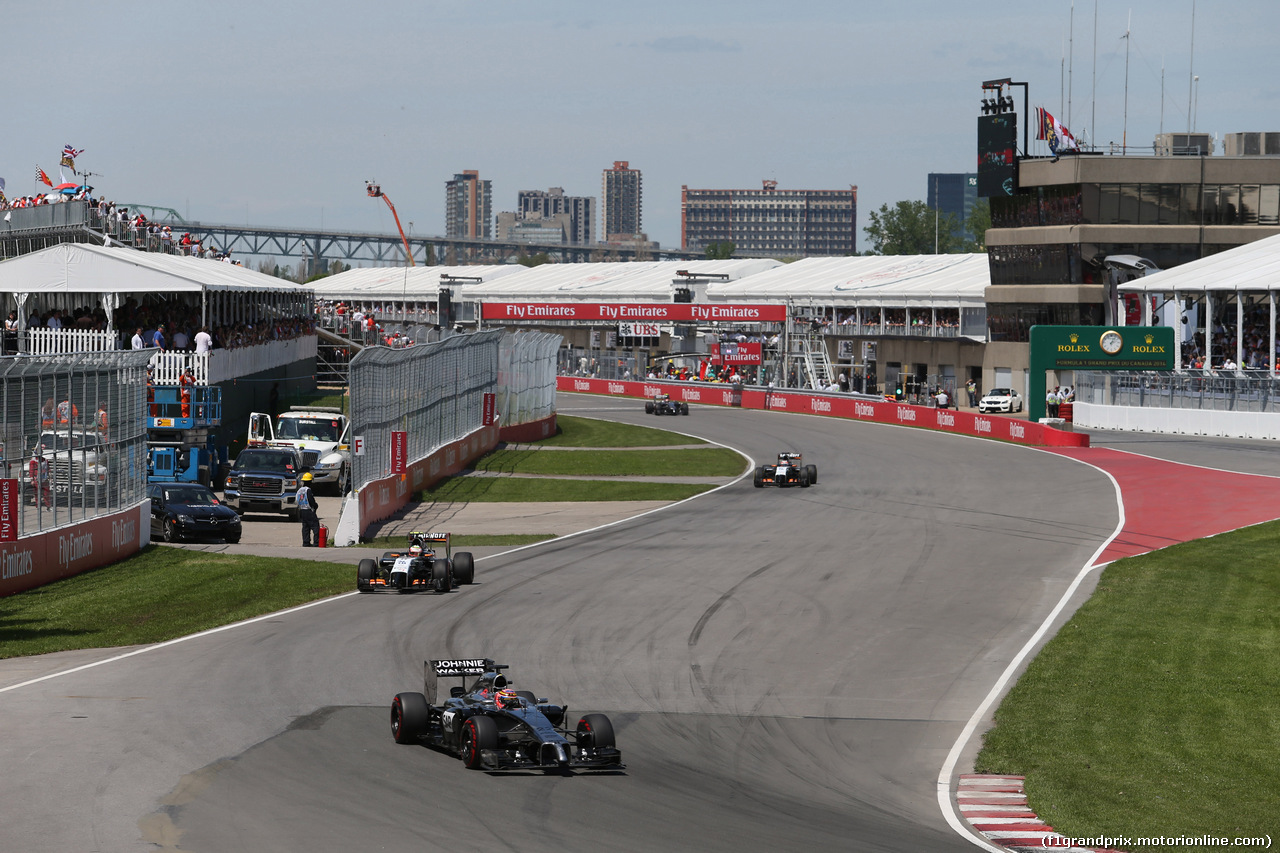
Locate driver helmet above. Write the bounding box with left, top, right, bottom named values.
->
left=408, top=544, right=422, bottom=556
left=495, top=688, right=521, bottom=709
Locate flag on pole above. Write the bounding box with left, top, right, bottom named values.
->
left=1035, top=107, right=1079, bottom=156
left=60, top=144, right=84, bottom=172
left=36, top=167, right=53, bottom=187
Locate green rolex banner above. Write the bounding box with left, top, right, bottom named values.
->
left=1028, top=325, right=1177, bottom=421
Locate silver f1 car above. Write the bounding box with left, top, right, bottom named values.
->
left=357, top=531, right=475, bottom=593
left=753, top=452, right=818, bottom=488
left=390, top=658, right=624, bottom=772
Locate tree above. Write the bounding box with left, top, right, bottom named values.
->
left=863, top=200, right=964, bottom=255
left=963, top=199, right=991, bottom=253
left=517, top=252, right=552, bottom=268
left=704, top=240, right=735, bottom=259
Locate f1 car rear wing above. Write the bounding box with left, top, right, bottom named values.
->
left=424, top=657, right=507, bottom=705
left=408, top=531, right=451, bottom=557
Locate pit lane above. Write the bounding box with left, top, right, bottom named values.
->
left=0, top=394, right=1129, bottom=852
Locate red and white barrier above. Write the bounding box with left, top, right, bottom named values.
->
left=0, top=503, right=150, bottom=598
left=558, top=377, right=1088, bottom=448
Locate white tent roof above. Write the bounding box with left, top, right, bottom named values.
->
left=458, top=258, right=782, bottom=301
left=706, top=254, right=990, bottom=307
left=309, top=264, right=524, bottom=300
left=0, top=242, right=307, bottom=294
left=1117, top=233, right=1280, bottom=293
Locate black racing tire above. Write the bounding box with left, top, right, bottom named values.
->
left=462, top=715, right=499, bottom=769
left=357, top=558, right=377, bottom=592
left=799, top=469, right=811, bottom=488
left=644, top=401, right=654, bottom=414
left=805, top=464, right=818, bottom=485
left=433, top=559, right=452, bottom=594
left=391, top=692, right=429, bottom=744
left=680, top=402, right=689, bottom=415
left=162, top=519, right=180, bottom=543
left=576, top=713, right=615, bottom=750
left=452, top=551, right=475, bottom=585
left=753, top=467, right=764, bottom=488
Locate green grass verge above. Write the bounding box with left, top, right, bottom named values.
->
left=975, top=522, right=1280, bottom=847
left=473, top=447, right=744, bottom=477
left=0, top=546, right=352, bottom=660
left=362, top=533, right=556, bottom=549
left=539, top=415, right=705, bottom=447
left=418, top=477, right=714, bottom=503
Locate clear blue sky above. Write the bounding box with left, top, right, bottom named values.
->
left=7, top=1, right=1276, bottom=252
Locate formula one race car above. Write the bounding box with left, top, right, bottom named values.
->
left=644, top=393, right=689, bottom=416
left=390, top=658, right=624, bottom=773
left=357, top=531, right=475, bottom=593
left=753, top=452, right=818, bottom=488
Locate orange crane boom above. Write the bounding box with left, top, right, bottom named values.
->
left=366, top=181, right=415, bottom=266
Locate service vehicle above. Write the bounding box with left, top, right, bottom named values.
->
left=221, top=445, right=306, bottom=519
left=753, top=451, right=818, bottom=488
left=643, top=393, right=689, bottom=416
left=978, top=387, right=1024, bottom=414
left=390, top=658, right=624, bottom=772
left=148, top=482, right=241, bottom=543
left=147, top=381, right=229, bottom=489
left=22, top=429, right=116, bottom=506
left=357, top=531, right=475, bottom=593
left=248, top=406, right=351, bottom=494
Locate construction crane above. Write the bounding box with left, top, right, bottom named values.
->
left=366, top=180, right=415, bottom=266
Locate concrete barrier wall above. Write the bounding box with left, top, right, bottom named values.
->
left=1075, top=402, right=1280, bottom=440
left=0, top=502, right=150, bottom=598
left=558, top=377, right=1088, bottom=448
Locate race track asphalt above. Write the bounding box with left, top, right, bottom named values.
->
left=6, top=394, right=1253, bottom=853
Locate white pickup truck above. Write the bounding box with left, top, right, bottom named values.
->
left=248, top=406, right=351, bottom=494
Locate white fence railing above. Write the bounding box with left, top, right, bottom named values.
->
left=23, top=329, right=118, bottom=355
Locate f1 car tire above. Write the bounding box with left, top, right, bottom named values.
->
left=576, top=713, right=615, bottom=750
left=391, top=692, right=429, bottom=744
left=680, top=402, right=689, bottom=415
left=432, top=559, right=452, bottom=594
left=644, top=402, right=654, bottom=414
left=453, top=551, right=475, bottom=585
left=462, top=715, right=499, bottom=769
left=805, top=464, right=818, bottom=485
left=357, top=558, right=377, bottom=592
left=753, top=467, right=764, bottom=488
left=799, top=470, right=811, bottom=488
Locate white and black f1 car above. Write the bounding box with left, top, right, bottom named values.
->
left=644, top=393, right=689, bottom=416
left=357, top=531, right=475, bottom=593
left=390, top=658, right=624, bottom=772
left=753, top=452, right=818, bottom=488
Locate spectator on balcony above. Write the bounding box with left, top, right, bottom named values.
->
left=152, top=324, right=167, bottom=351
left=194, top=326, right=213, bottom=355
left=131, top=327, right=145, bottom=350
left=3, top=311, right=17, bottom=355
left=172, top=327, right=190, bottom=351
left=47, top=309, right=63, bottom=330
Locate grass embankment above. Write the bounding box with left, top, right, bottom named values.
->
left=976, top=522, right=1280, bottom=847
left=415, top=415, right=742, bottom=503
left=0, top=548, right=352, bottom=660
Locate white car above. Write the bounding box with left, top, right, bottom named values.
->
left=978, top=388, right=1024, bottom=414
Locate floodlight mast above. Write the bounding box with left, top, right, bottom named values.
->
left=366, top=181, right=416, bottom=266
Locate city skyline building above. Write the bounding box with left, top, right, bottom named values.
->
left=602, top=161, right=643, bottom=241
left=680, top=180, right=858, bottom=257
left=517, top=187, right=595, bottom=244
left=445, top=170, right=492, bottom=239
left=927, top=172, right=979, bottom=244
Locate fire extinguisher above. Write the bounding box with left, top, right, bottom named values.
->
left=318, top=525, right=328, bottom=548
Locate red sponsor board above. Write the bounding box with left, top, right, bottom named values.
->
left=482, top=392, right=496, bottom=426
left=481, top=302, right=787, bottom=323
left=1, top=503, right=148, bottom=598
left=0, top=479, right=16, bottom=543
left=389, top=432, right=404, bottom=471
left=557, top=376, right=1088, bottom=448
left=710, top=342, right=763, bottom=365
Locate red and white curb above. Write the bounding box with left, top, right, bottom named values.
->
left=958, top=775, right=1124, bottom=853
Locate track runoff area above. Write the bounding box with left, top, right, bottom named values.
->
left=2, top=393, right=1279, bottom=851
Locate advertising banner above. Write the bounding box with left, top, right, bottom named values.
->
left=390, top=431, right=408, bottom=474
left=481, top=302, right=788, bottom=323
left=0, top=479, right=16, bottom=542
left=482, top=393, right=496, bottom=426
left=711, top=342, right=763, bottom=365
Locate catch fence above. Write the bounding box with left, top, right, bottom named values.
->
left=1, top=350, right=152, bottom=537
left=1075, top=370, right=1280, bottom=413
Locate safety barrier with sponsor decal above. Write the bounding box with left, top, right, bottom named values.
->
left=0, top=502, right=150, bottom=598
left=558, top=377, right=1087, bottom=448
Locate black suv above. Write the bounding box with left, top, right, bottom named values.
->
left=222, top=446, right=306, bottom=519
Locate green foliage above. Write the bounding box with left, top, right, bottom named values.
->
left=964, top=199, right=991, bottom=252
left=976, top=521, right=1280, bottom=842
left=704, top=240, right=736, bottom=259
left=863, top=200, right=964, bottom=255
left=517, top=252, right=552, bottom=267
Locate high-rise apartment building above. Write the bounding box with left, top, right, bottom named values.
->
left=927, top=172, right=979, bottom=243
left=681, top=181, right=858, bottom=257
left=445, top=170, right=492, bottom=239
left=517, top=187, right=595, bottom=244
left=602, top=161, right=643, bottom=241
